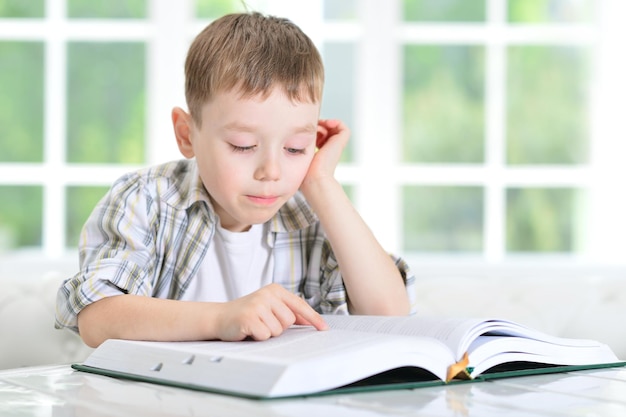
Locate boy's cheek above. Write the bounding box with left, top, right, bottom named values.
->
left=298, top=157, right=315, bottom=180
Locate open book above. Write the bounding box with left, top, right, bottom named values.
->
left=73, top=315, right=623, bottom=399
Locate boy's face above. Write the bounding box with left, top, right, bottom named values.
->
left=176, top=88, right=320, bottom=232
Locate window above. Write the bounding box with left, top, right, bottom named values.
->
left=1, top=0, right=624, bottom=270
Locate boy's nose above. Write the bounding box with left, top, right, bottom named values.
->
left=254, top=154, right=281, bottom=181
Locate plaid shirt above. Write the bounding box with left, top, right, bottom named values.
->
left=55, top=160, right=416, bottom=333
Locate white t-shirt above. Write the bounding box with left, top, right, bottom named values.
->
left=181, top=222, right=274, bottom=302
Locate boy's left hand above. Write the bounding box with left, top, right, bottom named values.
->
left=302, top=119, right=349, bottom=187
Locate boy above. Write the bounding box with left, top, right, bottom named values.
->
left=55, top=12, right=415, bottom=348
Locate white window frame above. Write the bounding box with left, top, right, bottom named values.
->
left=0, top=0, right=625, bottom=274
left=342, top=0, right=626, bottom=270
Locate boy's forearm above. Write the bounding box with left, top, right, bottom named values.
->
left=301, top=178, right=411, bottom=315
left=76, top=284, right=328, bottom=347
left=77, top=295, right=221, bottom=347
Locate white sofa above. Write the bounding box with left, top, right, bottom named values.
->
left=1, top=257, right=625, bottom=369
left=412, top=263, right=626, bottom=360
left=1, top=258, right=93, bottom=369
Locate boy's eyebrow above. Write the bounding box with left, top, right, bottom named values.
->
left=293, top=123, right=318, bottom=134
left=222, top=122, right=257, bottom=133
left=222, top=121, right=317, bottom=135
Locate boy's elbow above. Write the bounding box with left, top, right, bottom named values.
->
left=77, top=304, right=108, bottom=348
left=80, top=332, right=104, bottom=349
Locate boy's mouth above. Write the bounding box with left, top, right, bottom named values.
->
left=246, top=195, right=279, bottom=206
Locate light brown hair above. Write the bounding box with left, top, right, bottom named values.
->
left=185, top=12, right=324, bottom=125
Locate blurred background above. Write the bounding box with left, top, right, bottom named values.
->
left=1, top=0, right=625, bottom=274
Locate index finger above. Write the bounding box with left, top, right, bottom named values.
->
left=282, top=292, right=328, bottom=331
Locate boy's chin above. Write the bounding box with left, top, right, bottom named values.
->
left=248, top=211, right=279, bottom=226
left=236, top=210, right=281, bottom=230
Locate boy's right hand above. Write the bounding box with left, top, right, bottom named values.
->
left=301, top=119, right=349, bottom=192
left=214, top=283, right=328, bottom=341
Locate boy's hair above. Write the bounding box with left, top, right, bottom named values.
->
left=185, top=12, right=324, bottom=125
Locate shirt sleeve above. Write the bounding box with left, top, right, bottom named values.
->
left=309, top=240, right=418, bottom=315
left=55, top=173, right=158, bottom=333
left=392, top=254, right=418, bottom=314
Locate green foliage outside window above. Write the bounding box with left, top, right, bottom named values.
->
left=508, top=0, right=592, bottom=23
left=403, top=186, right=484, bottom=252
left=66, top=42, right=146, bottom=164
left=0, top=0, right=43, bottom=17
left=0, top=186, right=42, bottom=250
left=507, top=188, right=580, bottom=252
left=403, top=0, right=485, bottom=22
left=507, top=46, right=589, bottom=165
left=0, top=42, right=44, bottom=162
left=67, top=0, right=146, bottom=18
left=196, top=0, right=248, bottom=18
left=403, top=45, right=485, bottom=163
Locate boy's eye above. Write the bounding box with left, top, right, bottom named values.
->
left=230, top=144, right=255, bottom=153
left=285, top=147, right=305, bottom=155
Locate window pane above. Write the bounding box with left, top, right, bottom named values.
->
left=508, top=0, right=593, bottom=23
left=0, top=0, right=44, bottom=17
left=67, top=42, right=146, bottom=164
left=0, top=186, right=42, bottom=250
left=403, top=186, right=484, bottom=252
left=65, top=186, right=108, bottom=247
left=323, top=0, right=357, bottom=20
left=507, top=46, right=589, bottom=165
left=67, top=0, right=146, bottom=18
left=0, top=42, right=44, bottom=162
left=506, top=187, right=581, bottom=252
left=403, top=0, right=485, bottom=22
left=403, top=45, right=484, bottom=163
left=196, top=0, right=246, bottom=18
left=321, top=42, right=355, bottom=162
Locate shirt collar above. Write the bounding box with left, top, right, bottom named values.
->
left=270, top=191, right=318, bottom=233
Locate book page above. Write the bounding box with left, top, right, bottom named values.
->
left=322, top=315, right=486, bottom=359
left=141, top=326, right=401, bottom=363
left=105, top=326, right=452, bottom=366
left=322, top=315, right=617, bottom=366
left=467, top=335, right=619, bottom=376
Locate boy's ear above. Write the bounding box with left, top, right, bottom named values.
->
left=172, top=107, right=195, bottom=158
